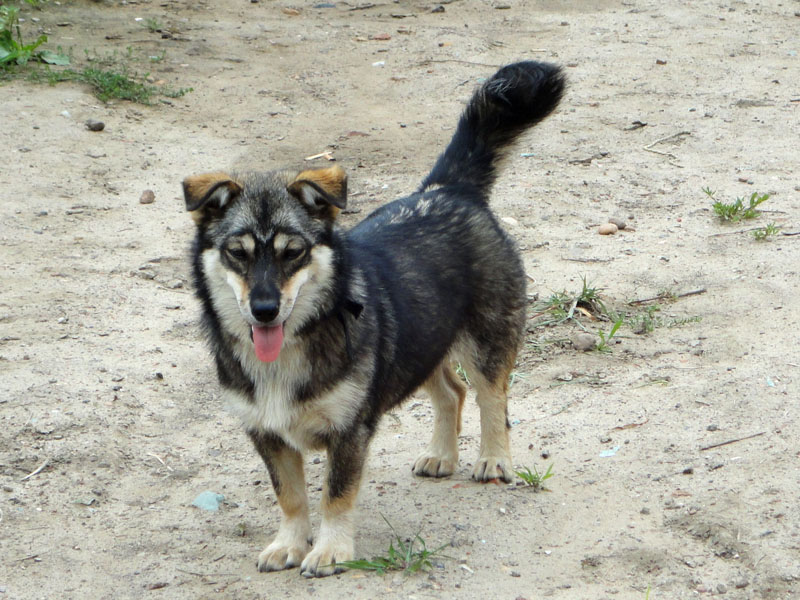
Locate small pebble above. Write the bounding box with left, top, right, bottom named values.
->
left=734, top=578, right=749, bottom=589
left=192, top=490, right=225, bottom=511
left=717, top=583, right=727, bottom=594
left=608, top=217, right=627, bottom=230
left=571, top=332, right=597, bottom=351
left=598, top=222, right=618, bottom=235
left=140, top=190, right=156, bottom=204
left=500, top=216, right=519, bottom=226
left=85, top=119, right=105, bottom=132
left=707, top=424, right=718, bottom=431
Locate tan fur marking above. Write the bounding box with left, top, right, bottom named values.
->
left=183, top=172, right=239, bottom=202
left=289, top=165, right=348, bottom=215
left=273, top=447, right=309, bottom=520
left=321, top=484, right=360, bottom=518
left=413, top=362, right=466, bottom=478
left=293, top=166, right=347, bottom=199
left=472, top=364, right=514, bottom=482
left=442, top=363, right=467, bottom=436
left=235, top=233, right=256, bottom=255
left=183, top=172, right=242, bottom=222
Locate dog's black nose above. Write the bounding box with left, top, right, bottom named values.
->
left=251, top=299, right=280, bottom=323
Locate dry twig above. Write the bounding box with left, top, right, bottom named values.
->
left=700, top=431, right=765, bottom=452
left=21, top=458, right=49, bottom=481
left=628, top=288, right=706, bottom=306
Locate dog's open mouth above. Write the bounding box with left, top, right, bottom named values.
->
left=252, top=324, right=284, bottom=362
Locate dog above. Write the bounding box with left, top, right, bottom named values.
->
left=182, top=61, right=564, bottom=578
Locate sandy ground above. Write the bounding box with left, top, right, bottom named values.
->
left=1, top=0, right=799, bottom=598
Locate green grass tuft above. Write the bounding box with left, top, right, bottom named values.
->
left=333, top=516, right=450, bottom=575
left=704, top=187, right=770, bottom=222
left=515, top=463, right=554, bottom=490
left=753, top=222, right=779, bottom=241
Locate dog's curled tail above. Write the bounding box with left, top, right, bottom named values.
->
left=419, top=61, right=565, bottom=196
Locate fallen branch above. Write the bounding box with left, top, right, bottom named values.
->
left=628, top=288, right=707, bottom=306
left=700, top=431, right=765, bottom=452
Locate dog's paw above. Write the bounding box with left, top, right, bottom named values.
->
left=257, top=538, right=312, bottom=573
left=413, top=452, right=456, bottom=478
left=471, top=455, right=513, bottom=483
left=299, top=538, right=354, bottom=578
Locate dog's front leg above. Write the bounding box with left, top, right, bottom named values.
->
left=300, top=426, right=370, bottom=578
left=249, top=430, right=312, bottom=572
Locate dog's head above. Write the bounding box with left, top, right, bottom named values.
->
left=183, top=166, right=347, bottom=362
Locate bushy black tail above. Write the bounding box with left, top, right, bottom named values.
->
left=419, top=61, right=565, bottom=196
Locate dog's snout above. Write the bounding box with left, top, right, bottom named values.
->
left=250, top=289, right=280, bottom=324
left=251, top=298, right=280, bottom=323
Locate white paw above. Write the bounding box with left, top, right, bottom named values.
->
left=257, top=538, right=311, bottom=572
left=300, top=537, right=354, bottom=578
left=471, top=454, right=512, bottom=483
left=413, top=452, right=457, bottom=478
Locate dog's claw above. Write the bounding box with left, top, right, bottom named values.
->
left=471, top=456, right=512, bottom=483
left=257, top=541, right=310, bottom=573
left=413, top=454, right=456, bottom=478
left=299, top=539, right=353, bottom=578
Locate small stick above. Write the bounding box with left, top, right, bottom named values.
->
left=612, top=418, right=649, bottom=431
left=708, top=227, right=763, bottom=237
left=147, top=452, right=173, bottom=471
left=644, top=130, right=691, bottom=150
left=15, top=553, right=41, bottom=563
left=418, top=59, right=500, bottom=68
left=628, top=288, right=706, bottom=305
left=563, top=257, right=614, bottom=263
left=700, top=431, right=765, bottom=452
left=643, top=131, right=690, bottom=163
left=781, top=231, right=800, bottom=237
left=21, top=458, right=49, bottom=481
left=303, top=151, right=334, bottom=162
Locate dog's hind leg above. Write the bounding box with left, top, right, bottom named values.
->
left=249, top=430, right=312, bottom=572
left=466, top=352, right=515, bottom=483
left=413, top=362, right=467, bottom=478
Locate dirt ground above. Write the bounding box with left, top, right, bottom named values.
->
left=1, top=0, right=799, bottom=598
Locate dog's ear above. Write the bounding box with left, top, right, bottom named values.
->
left=183, top=173, right=242, bottom=223
left=288, top=166, right=347, bottom=219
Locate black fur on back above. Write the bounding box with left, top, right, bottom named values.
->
left=420, top=61, right=565, bottom=196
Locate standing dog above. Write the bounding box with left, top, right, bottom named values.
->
left=182, top=61, right=564, bottom=577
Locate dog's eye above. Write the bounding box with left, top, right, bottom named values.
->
left=283, top=246, right=306, bottom=261
left=226, top=246, right=247, bottom=260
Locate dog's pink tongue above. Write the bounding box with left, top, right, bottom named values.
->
left=252, top=324, right=284, bottom=362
